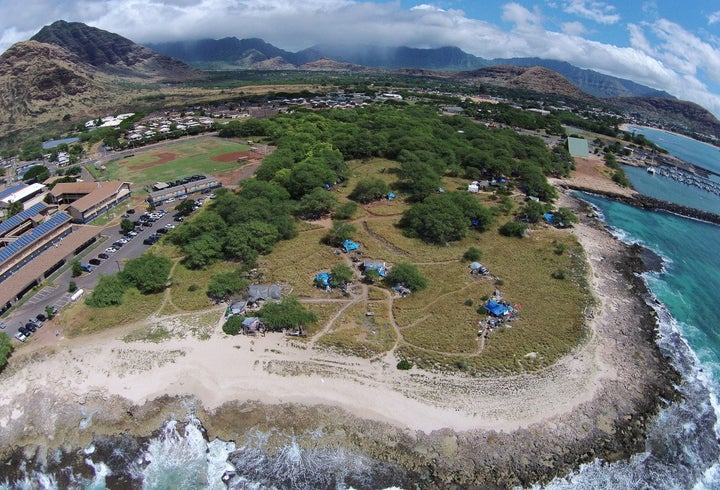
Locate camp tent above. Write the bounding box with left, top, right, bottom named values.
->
left=485, top=300, right=510, bottom=317
left=342, top=240, right=360, bottom=252
left=387, top=192, right=395, bottom=200
left=315, top=272, right=331, bottom=288
left=469, top=262, right=482, bottom=271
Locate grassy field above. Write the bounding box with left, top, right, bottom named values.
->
left=101, top=138, right=250, bottom=188
left=60, top=288, right=164, bottom=337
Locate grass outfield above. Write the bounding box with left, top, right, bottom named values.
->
left=103, top=138, right=250, bottom=188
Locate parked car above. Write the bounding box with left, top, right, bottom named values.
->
left=98, top=253, right=109, bottom=260
left=24, top=323, right=36, bottom=333
left=126, top=209, right=135, bottom=214
left=112, top=242, right=124, bottom=249
left=36, top=313, right=47, bottom=323
left=18, top=326, right=31, bottom=336
left=14, top=332, right=26, bottom=342
left=89, top=258, right=102, bottom=266
left=174, top=216, right=184, bottom=222
left=0, top=321, right=6, bottom=329
left=105, top=247, right=117, bottom=254
left=156, top=228, right=168, bottom=234
left=80, top=263, right=93, bottom=273
left=165, top=223, right=175, bottom=229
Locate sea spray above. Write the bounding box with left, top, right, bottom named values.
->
left=224, top=428, right=405, bottom=489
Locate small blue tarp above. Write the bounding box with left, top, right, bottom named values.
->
left=486, top=300, right=510, bottom=317
left=387, top=192, right=395, bottom=200
left=315, top=272, right=331, bottom=287
left=544, top=213, right=554, bottom=224
left=342, top=240, right=360, bottom=252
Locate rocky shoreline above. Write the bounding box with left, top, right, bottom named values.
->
left=0, top=194, right=687, bottom=488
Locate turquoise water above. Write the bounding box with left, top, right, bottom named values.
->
left=626, top=125, right=720, bottom=174
left=623, top=165, right=720, bottom=215
left=542, top=129, right=720, bottom=488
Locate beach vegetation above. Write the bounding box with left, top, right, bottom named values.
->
left=121, top=254, right=173, bottom=294
left=207, top=270, right=249, bottom=302
left=349, top=177, right=391, bottom=203
left=223, top=315, right=244, bottom=335
left=323, top=221, right=356, bottom=247
left=333, top=201, right=358, bottom=220
left=397, top=359, right=413, bottom=370
left=0, top=333, right=13, bottom=371
left=329, top=264, right=354, bottom=287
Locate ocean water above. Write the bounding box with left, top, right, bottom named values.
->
left=625, top=125, right=720, bottom=175
left=3, top=130, right=720, bottom=489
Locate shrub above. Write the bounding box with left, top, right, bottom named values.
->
left=68, top=281, right=77, bottom=293
left=333, top=201, right=358, bottom=220
left=464, top=298, right=474, bottom=307
left=349, top=178, right=391, bottom=203
left=551, top=269, right=566, bottom=280
left=223, top=315, right=244, bottom=335
left=463, top=247, right=483, bottom=262
left=499, top=220, right=527, bottom=238
left=456, top=357, right=469, bottom=370
left=397, top=359, right=413, bottom=370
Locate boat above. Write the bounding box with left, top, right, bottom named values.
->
left=647, top=166, right=657, bottom=174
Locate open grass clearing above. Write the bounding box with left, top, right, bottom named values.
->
left=316, top=300, right=396, bottom=357
left=302, top=301, right=347, bottom=338
left=60, top=288, right=163, bottom=337
left=260, top=229, right=349, bottom=298
left=168, top=261, right=238, bottom=312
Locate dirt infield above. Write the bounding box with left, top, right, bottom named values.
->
left=211, top=151, right=253, bottom=163
left=129, top=152, right=178, bottom=171
left=215, top=162, right=261, bottom=188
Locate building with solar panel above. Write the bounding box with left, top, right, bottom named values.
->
left=0, top=202, right=101, bottom=313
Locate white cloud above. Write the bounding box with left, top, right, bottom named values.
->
left=561, top=21, right=586, bottom=36
left=562, top=0, right=620, bottom=25
left=709, top=11, right=720, bottom=25
left=0, top=0, right=719, bottom=117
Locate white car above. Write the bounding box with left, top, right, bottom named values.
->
left=105, top=247, right=118, bottom=254
left=117, top=238, right=129, bottom=244
left=166, top=198, right=176, bottom=203
left=14, top=332, right=26, bottom=342
left=165, top=223, right=175, bottom=229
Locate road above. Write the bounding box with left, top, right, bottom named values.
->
left=3, top=202, right=183, bottom=342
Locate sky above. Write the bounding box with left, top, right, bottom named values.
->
left=2, top=0, right=720, bottom=118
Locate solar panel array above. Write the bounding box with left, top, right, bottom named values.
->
left=0, top=184, right=27, bottom=201
left=0, top=203, right=47, bottom=236
left=0, top=212, right=70, bottom=265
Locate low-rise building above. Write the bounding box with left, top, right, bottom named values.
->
left=48, top=181, right=132, bottom=223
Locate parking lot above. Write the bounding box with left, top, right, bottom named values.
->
left=3, top=200, right=199, bottom=342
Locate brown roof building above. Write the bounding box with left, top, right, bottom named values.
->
left=49, top=181, right=131, bottom=223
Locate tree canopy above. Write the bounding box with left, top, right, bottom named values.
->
left=385, top=263, right=428, bottom=292
left=257, top=296, right=317, bottom=332
left=121, top=254, right=173, bottom=294
left=349, top=178, right=390, bottom=203
left=400, top=192, right=493, bottom=245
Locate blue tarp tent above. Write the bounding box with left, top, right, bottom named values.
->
left=315, top=272, right=331, bottom=287
left=342, top=240, right=360, bottom=252
left=387, top=192, right=395, bottom=200
left=544, top=213, right=554, bottom=224
left=486, top=300, right=510, bottom=317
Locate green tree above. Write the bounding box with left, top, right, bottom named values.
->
left=22, top=165, right=50, bottom=183
left=7, top=200, right=23, bottom=218
left=183, top=234, right=223, bottom=269
left=348, top=178, right=390, bottom=203
left=120, top=218, right=134, bottom=233
left=323, top=221, right=356, bottom=247
left=521, top=200, right=548, bottom=223
left=207, top=270, right=249, bottom=301
left=257, top=296, right=317, bottom=332
left=121, top=254, right=172, bottom=294
left=68, top=280, right=77, bottom=293
left=329, top=263, right=354, bottom=287
left=0, top=332, right=13, bottom=371
left=296, top=187, right=338, bottom=219
left=175, top=199, right=195, bottom=217
left=385, top=263, right=428, bottom=291
left=499, top=220, right=527, bottom=238
left=86, top=275, right=128, bottom=307
left=71, top=260, right=83, bottom=277
left=363, top=268, right=380, bottom=284
left=222, top=315, right=244, bottom=335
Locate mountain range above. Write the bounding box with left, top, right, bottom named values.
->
left=1, top=20, right=719, bottom=142
left=148, top=38, right=673, bottom=100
